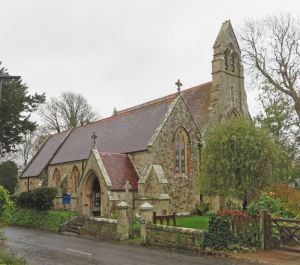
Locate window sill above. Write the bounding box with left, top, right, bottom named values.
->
left=174, top=173, right=188, bottom=179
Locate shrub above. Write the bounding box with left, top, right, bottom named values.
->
left=217, top=210, right=260, bottom=248
left=196, top=202, right=209, bottom=215
left=271, top=184, right=300, bottom=216
left=15, top=187, right=57, bottom=211
left=0, top=161, right=18, bottom=194
left=0, top=185, right=14, bottom=226
left=247, top=192, right=288, bottom=217
left=217, top=210, right=248, bottom=219
left=0, top=249, right=27, bottom=265
left=202, top=215, right=235, bottom=250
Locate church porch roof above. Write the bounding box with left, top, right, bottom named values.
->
left=100, top=153, right=138, bottom=191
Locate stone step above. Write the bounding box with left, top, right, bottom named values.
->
left=66, top=227, right=81, bottom=234
left=61, top=231, right=80, bottom=237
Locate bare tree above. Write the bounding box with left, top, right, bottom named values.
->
left=39, top=92, right=98, bottom=133
left=239, top=14, right=300, bottom=121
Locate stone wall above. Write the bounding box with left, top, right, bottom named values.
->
left=48, top=161, right=83, bottom=192
left=135, top=198, right=170, bottom=215
left=145, top=223, right=205, bottom=251
left=80, top=217, right=118, bottom=240
left=17, top=177, right=41, bottom=193
left=150, top=97, right=200, bottom=213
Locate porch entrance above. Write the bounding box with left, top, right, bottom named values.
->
left=91, top=177, right=101, bottom=216
left=82, top=172, right=101, bottom=217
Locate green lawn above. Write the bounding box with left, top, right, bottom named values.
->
left=10, top=208, right=77, bottom=232
left=176, top=215, right=209, bottom=230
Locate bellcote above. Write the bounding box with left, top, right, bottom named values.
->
left=210, top=20, right=249, bottom=119
left=212, top=20, right=243, bottom=77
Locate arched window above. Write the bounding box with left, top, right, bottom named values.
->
left=224, top=49, right=230, bottom=71
left=230, top=54, right=235, bottom=72
left=174, top=128, right=189, bottom=174
left=224, top=44, right=240, bottom=74
left=70, top=166, right=79, bottom=193
left=53, top=168, right=60, bottom=186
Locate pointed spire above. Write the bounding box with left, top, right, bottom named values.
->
left=175, top=79, right=182, bottom=94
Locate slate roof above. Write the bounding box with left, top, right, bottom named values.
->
left=20, top=81, right=212, bottom=178
left=21, top=130, right=70, bottom=177
left=50, top=98, right=173, bottom=165
left=100, top=153, right=138, bottom=191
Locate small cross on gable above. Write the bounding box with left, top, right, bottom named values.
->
left=175, top=79, right=183, bottom=94
left=91, top=132, right=97, bottom=147
left=123, top=180, right=132, bottom=196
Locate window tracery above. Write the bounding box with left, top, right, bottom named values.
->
left=174, top=128, right=189, bottom=174
left=70, top=166, right=79, bottom=193
left=53, top=168, right=60, bottom=186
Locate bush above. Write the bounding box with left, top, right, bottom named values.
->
left=247, top=191, right=293, bottom=218
left=0, top=185, right=14, bottom=226
left=15, top=187, right=57, bottom=211
left=271, top=184, right=300, bottom=217
left=0, top=249, right=27, bottom=265
left=202, top=215, right=235, bottom=250
left=0, top=161, right=18, bottom=194
left=196, top=202, right=209, bottom=215
left=10, top=208, right=77, bottom=232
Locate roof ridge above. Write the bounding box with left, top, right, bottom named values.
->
left=49, top=81, right=212, bottom=135
left=100, top=152, right=127, bottom=156
left=116, top=81, right=212, bottom=115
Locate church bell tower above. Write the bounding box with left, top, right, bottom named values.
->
left=210, top=20, right=249, bottom=119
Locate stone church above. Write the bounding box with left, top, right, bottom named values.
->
left=18, top=21, right=250, bottom=216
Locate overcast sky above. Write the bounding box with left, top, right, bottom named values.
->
left=1, top=0, right=300, bottom=119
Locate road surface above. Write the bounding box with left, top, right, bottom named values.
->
left=4, top=227, right=259, bottom=265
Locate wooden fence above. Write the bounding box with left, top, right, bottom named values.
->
left=153, top=212, right=176, bottom=226
left=260, top=209, right=300, bottom=250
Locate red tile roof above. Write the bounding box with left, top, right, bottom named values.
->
left=100, top=153, right=138, bottom=191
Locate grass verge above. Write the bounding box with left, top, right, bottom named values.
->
left=10, top=208, right=77, bottom=232
left=0, top=248, right=27, bottom=265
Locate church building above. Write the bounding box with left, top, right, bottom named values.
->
left=18, top=21, right=250, bottom=216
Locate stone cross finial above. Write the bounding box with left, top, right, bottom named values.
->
left=175, top=79, right=183, bottom=94
left=91, top=131, right=97, bottom=148
left=124, top=180, right=131, bottom=195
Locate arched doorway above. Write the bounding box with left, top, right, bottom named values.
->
left=82, top=172, right=101, bottom=216
left=91, top=177, right=101, bottom=216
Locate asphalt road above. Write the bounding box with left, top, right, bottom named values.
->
left=4, top=227, right=258, bottom=265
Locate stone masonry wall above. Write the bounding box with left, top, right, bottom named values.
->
left=17, top=177, right=40, bottom=193
left=151, top=97, right=200, bottom=213
left=146, top=224, right=205, bottom=251
left=48, top=161, right=83, bottom=210
left=48, top=161, right=83, bottom=192
left=80, top=217, right=118, bottom=240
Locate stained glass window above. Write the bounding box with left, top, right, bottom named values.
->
left=180, top=137, right=185, bottom=173
left=174, top=129, right=188, bottom=174
left=175, top=140, right=180, bottom=173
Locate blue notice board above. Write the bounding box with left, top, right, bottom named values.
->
left=62, top=193, right=71, bottom=205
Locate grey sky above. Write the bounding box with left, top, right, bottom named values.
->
left=1, top=0, right=299, bottom=119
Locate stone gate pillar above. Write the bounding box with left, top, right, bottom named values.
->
left=117, top=201, right=130, bottom=240
left=140, top=202, right=154, bottom=242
